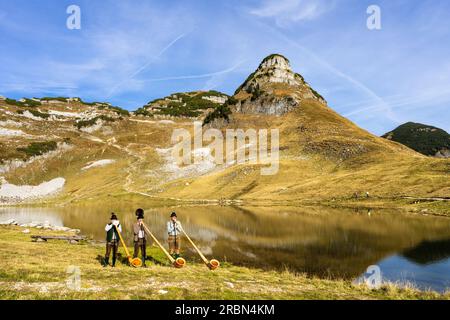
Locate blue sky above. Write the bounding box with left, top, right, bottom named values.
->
left=0, top=0, right=449, bottom=135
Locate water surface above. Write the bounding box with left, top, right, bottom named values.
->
left=1, top=203, right=450, bottom=292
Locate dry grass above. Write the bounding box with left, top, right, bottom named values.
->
left=0, top=226, right=448, bottom=300
left=1, top=99, right=449, bottom=216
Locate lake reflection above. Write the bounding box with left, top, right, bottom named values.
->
left=1, top=203, right=450, bottom=292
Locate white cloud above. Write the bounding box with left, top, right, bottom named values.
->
left=250, top=0, right=333, bottom=27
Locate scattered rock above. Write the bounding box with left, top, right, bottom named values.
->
left=1, top=219, right=81, bottom=234
left=0, top=219, right=18, bottom=225
left=22, top=229, right=30, bottom=234
left=158, top=290, right=168, bottom=295
left=224, top=281, right=235, bottom=289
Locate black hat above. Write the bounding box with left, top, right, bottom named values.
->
left=111, top=213, right=118, bottom=220
left=135, top=208, right=144, bottom=217
left=137, top=213, right=144, bottom=220
left=170, top=212, right=177, bottom=218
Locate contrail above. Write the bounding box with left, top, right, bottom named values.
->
left=254, top=20, right=399, bottom=123
left=344, top=87, right=450, bottom=117
left=107, top=33, right=188, bottom=97
left=139, top=61, right=245, bottom=82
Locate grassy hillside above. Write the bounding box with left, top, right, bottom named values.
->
left=158, top=100, right=450, bottom=202
left=0, top=226, right=447, bottom=300
left=1, top=96, right=449, bottom=208
left=136, top=91, right=229, bottom=118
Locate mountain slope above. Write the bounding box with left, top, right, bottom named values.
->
left=159, top=100, right=449, bottom=202
left=1, top=55, right=449, bottom=205
left=383, top=122, right=450, bottom=158
left=232, top=53, right=326, bottom=115
left=135, top=90, right=229, bottom=118
left=158, top=55, right=449, bottom=201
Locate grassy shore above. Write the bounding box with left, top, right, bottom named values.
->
left=0, top=226, right=448, bottom=300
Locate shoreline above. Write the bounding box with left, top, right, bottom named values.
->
left=2, top=193, right=449, bottom=217
left=0, top=225, right=449, bottom=300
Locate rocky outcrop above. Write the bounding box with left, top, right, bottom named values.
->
left=231, top=54, right=326, bottom=116
left=233, top=95, right=298, bottom=115
left=0, top=219, right=80, bottom=233
left=136, top=91, right=229, bottom=119
left=202, top=95, right=228, bottom=104
left=435, top=148, right=450, bottom=158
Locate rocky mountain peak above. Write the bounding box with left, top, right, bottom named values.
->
left=231, top=54, right=326, bottom=116
left=253, top=54, right=301, bottom=87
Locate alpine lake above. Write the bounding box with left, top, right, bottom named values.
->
left=1, top=200, right=450, bottom=293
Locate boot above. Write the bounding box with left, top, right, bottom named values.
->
left=112, top=256, right=116, bottom=267
left=142, top=256, right=147, bottom=268
left=103, top=256, right=109, bottom=267
left=174, top=253, right=180, bottom=259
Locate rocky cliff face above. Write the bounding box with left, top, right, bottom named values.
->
left=231, top=54, right=326, bottom=116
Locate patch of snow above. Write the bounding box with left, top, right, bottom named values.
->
left=0, top=177, right=65, bottom=202
left=0, top=120, right=22, bottom=127
left=21, top=110, right=46, bottom=121
left=0, top=143, right=72, bottom=174
left=82, top=159, right=115, bottom=171
left=82, top=135, right=104, bottom=143
left=202, top=95, right=228, bottom=104
left=80, top=120, right=103, bottom=133
left=158, top=120, right=175, bottom=125
left=129, top=119, right=156, bottom=124
left=156, top=146, right=216, bottom=180
left=0, top=127, right=26, bottom=137
left=48, top=110, right=82, bottom=118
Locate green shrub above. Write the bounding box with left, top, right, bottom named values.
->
left=382, top=122, right=450, bottom=156
left=310, top=88, right=325, bottom=101
left=202, top=97, right=236, bottom=126
left=134, top=107, right=154, bottom=117
left=75, top=115, right=116, bottom=129
left=28, top=109, right=50, bottom=119
left=5, top=98, right=41, bottom=108
left=16, top=109, right=50, bottom=119
left=234, top=71, right=256, bottom=95
left=295, top=73, right=305, bottom=82
left=78, top=99, right=129, bottom=116
left=137, top=91, right=229, bottom=118
left=40, top=97, right=69, bottom=102
left=107, top=106, right=130, bottom=116
left=260, top=53, right=290, bottom=65
left=17, top=141, right=58, bottom=157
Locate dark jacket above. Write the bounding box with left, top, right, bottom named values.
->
left=105, top=223, right=121, bottom=242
